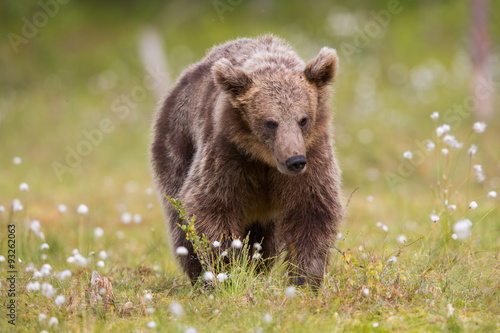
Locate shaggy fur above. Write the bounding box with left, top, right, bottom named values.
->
left=151, top=35, right=343, bottom=287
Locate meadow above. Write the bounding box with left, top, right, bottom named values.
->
left=0, top=1, right=499, bottom=332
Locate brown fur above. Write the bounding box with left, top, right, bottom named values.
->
left=151, top=35, right=343, bottom=286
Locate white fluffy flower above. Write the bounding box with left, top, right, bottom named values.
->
left=58, top=270, right=72, bottom=280
left=451, top=233, right=458, bottom=240
left=468, top=144, right=478, bottom=157
left=27, top=281, right=41, bottom=291
left=252, top=253, right=262, bottom=259
left=441, top=148, right=449, bottom=156
left=146, top=321, right=156, bottom=328
left=203, top=271, right=214, bottom=282
left=285, top=286, right=296, bottom=298
left=430, top=112, right=439, bottom=120
left=216, top=272, right=228, bottom=283
left=397, top=235, right=407, bottom=244
left=253, top=242, right=262, bottom=251
left=49, top=317, right=59, bottom=326
left=436, top=124, right=450, bottom=137
left=447, top=303, right=455, bottom=317
left=40, top=243, right=49, bottom=251
left=55, top=295, right=65, bottom=307
left=99, top=250, right=108, bottom=260
left=0, top=255, right=5, bottom=262
left=426, top=140, right=436, bottom=152
left=231, top=239, right=242, bottom=249
left=382, top=225, right=389, bottom=232
left=487, top=191, right=497, bottom=198
left=468, top=201, right=478, bottom=210
left=175, top=246, right=188, bottom=256
left=121, top=212, right=132, bottom=224
left=12, top=198, right=24, bottom=212
left=57, top=204, right=67, bottom=213
left=453, top=219, right=472, bottom=240
left=362, top=288, right=370, bottom=296
left=403, top=150, right=413, bottom=159
left=169, top=301, right=184, bottom=317
left=41, top=283, right=55, bottom=298
left=97, top=260, right=105, bottom=268
left=212, top=241, right=220, bottom=248
left=387, top=256, right=398, bottom=264
left=143, top=293, right=153, bottom=301
left=38, top=313, right=47, bottom=322
left=447, top=204, right=457, bottom=211
left=94, top=227, right=104, bottom=238
left=13, top=156, right=22, bottom=165
left=77, top=204, right=89, bottom=215
left=430, top=213, right=440, bottom=223
left=133, top=214, right=142, bottom=224
left=185, top=328, right=197, bottom=333
left=263, top=313, right=273, bottom=323
left=473, top=121, right=487, bottom=133
left=19, top=182, right=29, bottom=191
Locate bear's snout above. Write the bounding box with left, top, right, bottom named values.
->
left=285, top=155, right=307, bottom=174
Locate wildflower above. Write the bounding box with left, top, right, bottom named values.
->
left=169, top=301, right=184, bottom=317
left=430, top=112, right=439, bottom=120
left=366, top=195, right=374, bottom=202
left=212, top=241, right=221, bottom=248
left=12, top=198, right=23, bottom=212
left=73, top=254, right=88, bottom=266
left=231, top=239, right=242, bottom=249
left=175, top=246, right=188, bottom=256
left=387, top=256, right=397, bottom=264
left=220, top=251, right=228, bottom=257
left=145, top=187, right=154, bottom=195
left=97, top=260, right=105, bottom=268
left=488, top=191, right=497, bottom=198
left=0, top=255, right=5, bottom=262
left=41, top=264, right=51, bottom=277
left=468, top=201, right=478, bottom=210
left=144, top=293, right=153, bottom=301
left=263, top=313, right=273, bottom=323
left=451, top=234, right=458, bottom=240
left=382, top=225, right=389, bottom=232
left=447, top=304, right=454, bottom=317
left=13, top=156, right=22, bottom=164
left=403, top=150, right=413, bottom=159
left=426, top=140, right=435, bottom=151
left=397, top=235, right=407, bottom=244
left=77, top=204, right=89, bottom=215
left=19, top=182, right=29, bottom=191
left=430, top=213, right=440, bottom=223
left=447, top=204, right=457, bottom=211
left=40, top=243, right=49, bottom=251
left=146, top=321, right=157, bottom=328
left=27, top=281, right=41, bottom=291
left=373, top=323, right=379, bottom=328
left=0, top=206, right=4, bottom=213
left=41, top=254, right=47, bottom=261
left=146, top=307, right=154, bottom=314
left=443, top=135, right=462, bottom=149
left=58, top=270, right=72, bottom=280
left=41, top=283, right=55, bottom=298
left=253, top=242, right=262, bottom=251
left=376, top=222, right=383, bottom=228
left=252, top=253, right=262, bottom=259
left=336, top=232, right=343, bottom=240
left=453, top=219, right=472, bottom=240
left=33, top=271, right=43, bottom=279
left=473, top=121, right=487, bottom=133
left=99, top=250, right=107, bottom=260
left=94, top=227, right=104, bottom=238
left=468, top=144, right=478, bottom=157
left=49, top=317, right=59, bottom=327
left=57, top=204, right=67, bottom=213
left=216, top=272, right=228, bottom=283
left=133, top=214, right=142, bottom=223
left=203, top=271, right=215, bottom=282
left=441, top=148, right=449, bottom=156
left=55, top=295, right=65, bottom=307
left=121, top=212, right=132, bottom=224
left=185, top=327, right=197, bottom=333
left=38, top=313, right=47, bottom=322
left=362, top=288, right=370, bottom=296
left=285, top=286, right=296, bottom=298
left=436, top=124, right=450, bottom=137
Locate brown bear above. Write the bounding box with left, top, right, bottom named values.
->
left=151, top=35, right=343, bottom=287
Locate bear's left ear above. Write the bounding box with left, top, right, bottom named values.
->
left=304, top=47, right=339, bottom=88
left=213, top=58, right=253, bottom=96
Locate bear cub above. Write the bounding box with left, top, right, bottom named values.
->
left=151, top=35, right=343, bottom=287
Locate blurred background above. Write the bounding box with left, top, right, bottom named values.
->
left=0, top=0, right=499, bottom=236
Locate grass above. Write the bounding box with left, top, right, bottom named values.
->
left=1, top=1, right=499, bottom=332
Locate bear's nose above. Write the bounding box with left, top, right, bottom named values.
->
left=286, top=155, right=307, bottom=173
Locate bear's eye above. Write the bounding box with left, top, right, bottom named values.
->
left=266, top=121, right=278, bottom=130
left=299, top=117, right=309, bottom=127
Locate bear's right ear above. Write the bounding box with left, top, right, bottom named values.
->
left=304, top=47, right=339, bottom=88
left=213, top=58, right=253, bottom=96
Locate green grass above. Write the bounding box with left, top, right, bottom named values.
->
left=1, top=1, right=499, bottom=332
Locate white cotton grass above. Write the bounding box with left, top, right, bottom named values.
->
left=430, top=111, right=439, bottom=120
left=146, top=321, right=157, bottom=328
left=212, top=241, right=221, bottom=248
left=387, top=256, right=398, bottom=264
left=284, top=286, right=296, bottom=298
left=436, top=124, right=450, bottom=137
left=97, top=260, right=105, bottom=268
left=13, top=156, right=22, bottom=165
left=403, top=151, right=413, bottom=159
left=426, top=140, right=436, bottom=152
left=12, top=198, right=23, bottom=212
left=216, top=272, right=228, bottom=283
left=473, top=121, right=487, bottom=133
left=94, top=227, right=104, bottom=238
left=447, top=204, right=457, bottom=211
left=121, top=212, right=132, bottom=224
left=0, top=255, right=5, bottom=262
left=27, top=281, right=41, bottom=291
left=40, top=243, right=49, bottom=251
left=468, top=144, right=478, bottom=157
left=57, top=204, right=67, bottom=213
left=175, top=246, right=188, bottom=256
left=376, top=222, right=389, bottom=232
left=38, top=313, right=47, bottom=322
left=203, top=271, right=215, bottom=282
left=185, top=328, right=197, bottom=333
left=41, top=283, right=56, bottom=298
left=441, top=148, right=449, bottom=156
left=362, top=288, right=370, bottom=296
left=99, top=250, right=108, bottom=260
left=55, top=295, right=65, bottom=307
left=453, top=219, right=472, bottom=240
left=77, top=204, right=89, bottom=215
left=253, top=242, right=262, bottom=251
left=397, top=234, right=408, bottom=244
left=488, top=191, right=497, bottom=198
left=252, top=253, right=261, bottom=259
left=143, top=293, right=153, bottom=301
left=49, top=317, right=59, bottom=327
left=58, top=270, right=72, bottom=280
left=19, top=182, right=29, bottom=191
left=231, top=239, right=242, bottom=249
left=447, top=304, right=455, bottom=317
left=263, top=313, right=273, bottom=324
left=473, top=164, right=485, bottom=183
left=169, top=301, right=184, bottom=317
left=468, top=201, right=478, bottom=210
left=133, top=214, right=142, bottom=224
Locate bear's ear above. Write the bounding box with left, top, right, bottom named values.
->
left=304, top=47, right=339, bottom=88
left=213, top=58, right=253, bottom=96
